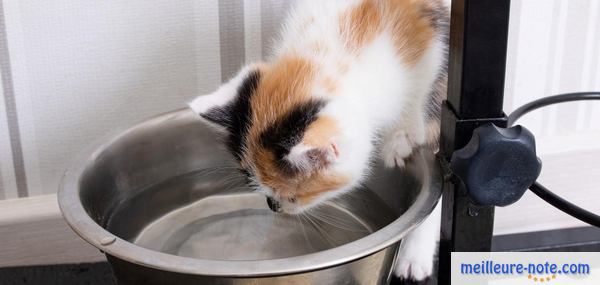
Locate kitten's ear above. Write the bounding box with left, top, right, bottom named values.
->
left=188, top=65, right=261, bottom=131
left=286, top=143, right=339, bottom=172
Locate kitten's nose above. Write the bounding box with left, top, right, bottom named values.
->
left=266, top=196, right=282, bottom=213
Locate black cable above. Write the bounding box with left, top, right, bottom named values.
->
left=509, top=92, right=600, bottom=228
left=508, top=92, right=600, bottom=126
left=529, top=181, right=600, bottom=228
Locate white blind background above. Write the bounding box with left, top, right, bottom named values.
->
left=0, top=0, right=598, bottom=234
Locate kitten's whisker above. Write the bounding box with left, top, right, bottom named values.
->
left=309, top=211, right=367, bottom=233
left=296, top=215, right=313, bottom=250
left=303, top=212, right=336, bottom=246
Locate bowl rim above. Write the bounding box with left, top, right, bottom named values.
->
left=57, top=108, right=443, bottom=277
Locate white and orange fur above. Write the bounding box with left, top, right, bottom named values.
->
left=189, top=0, right=449, bottom=280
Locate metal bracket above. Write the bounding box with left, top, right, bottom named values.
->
left=437, top=102, right=507, bottom=284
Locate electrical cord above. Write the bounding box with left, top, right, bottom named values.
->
left=509, top=92, right=600, bottom=228
left=529, top=182, right=600, bottom=228
left=509, top=92, right=600, bottom=126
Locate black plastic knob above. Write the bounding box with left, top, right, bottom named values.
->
left=451, top=124, right=542, bottom=206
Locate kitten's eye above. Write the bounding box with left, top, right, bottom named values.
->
left=288, top=196, right=297, bottom=203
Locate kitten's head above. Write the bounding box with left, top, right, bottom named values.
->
left=189, top=58, right=351, bottom=214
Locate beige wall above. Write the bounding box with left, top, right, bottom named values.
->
left=0, top=0, right=598, bottom=234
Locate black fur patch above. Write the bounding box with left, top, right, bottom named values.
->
left=201, top=71, right=261, bottom=160
left=259, top=99, right=326, bottom=173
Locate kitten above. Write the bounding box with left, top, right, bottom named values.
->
left=189, top=0, right=448, bottom=280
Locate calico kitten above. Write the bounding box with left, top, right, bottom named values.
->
left=189, top=0, right=449, bottom=280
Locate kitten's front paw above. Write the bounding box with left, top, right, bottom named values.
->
left=394, top=201, right=440, bottom=281
left=394, top=255, right=434, bottom=281
left=394, top=243, right=435, bottom=281
left=381, top=131, right=414, bottom=168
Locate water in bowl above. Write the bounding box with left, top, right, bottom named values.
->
left=106, top=168, right=395, bottom=261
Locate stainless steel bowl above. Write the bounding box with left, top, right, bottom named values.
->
left=58, top=108, right=442, bottom=285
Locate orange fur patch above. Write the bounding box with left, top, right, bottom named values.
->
left=302, top=116, right=339, bottom=148
left=386, top=0, right=435, bottom=65
left=259, top=165, right=349, bottom=207
left=295, top=172, right=350, bottom=206
left=340, top=0, right=436, bottom=65
left=340, top=0, right=382, bottom=52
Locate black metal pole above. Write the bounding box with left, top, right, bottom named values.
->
left=437, top=0, right=511, bottom=284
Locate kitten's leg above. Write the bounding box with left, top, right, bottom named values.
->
left=394, top=201, right=441, bottom=281
left=384, top=95, right=439, bottom=280
left=381, top=108, right=427, bottom=168
left=380, top=128, right=413, bottom=168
